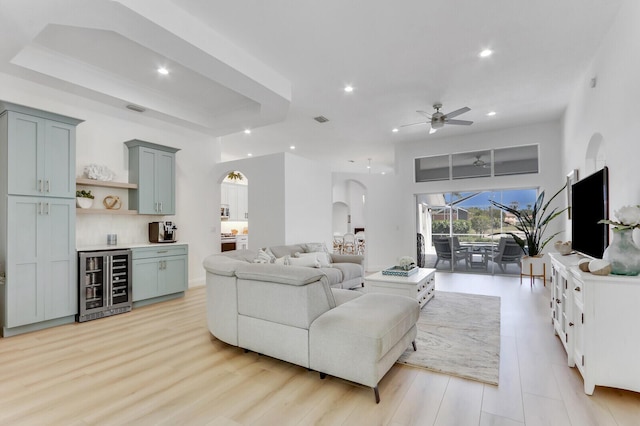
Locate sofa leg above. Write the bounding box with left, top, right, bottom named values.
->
left=373, top=386, right=380, bottom=404
left=319, top=372, right=327, bottom=380
left=412, top=340, right=417, bottom=351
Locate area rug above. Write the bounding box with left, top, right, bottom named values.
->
left=397, top=291, right=501, bottom=385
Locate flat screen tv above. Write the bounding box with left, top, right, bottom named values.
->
left=571, top=167, right=609, bottom=259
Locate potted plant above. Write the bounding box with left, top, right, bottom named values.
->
left=490, top=184, right=567, bottom=276
left=76, top=189, right=95, bottom=209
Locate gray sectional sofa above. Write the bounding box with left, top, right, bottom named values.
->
left=203, top=249, right=420, bottom=403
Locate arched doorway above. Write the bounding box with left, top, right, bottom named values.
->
left=220, top=170, right=249, bottom=251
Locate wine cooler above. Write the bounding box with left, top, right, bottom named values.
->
left=78, top=249, right=132, bottom=322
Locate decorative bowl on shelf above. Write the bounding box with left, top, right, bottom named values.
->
left=76, top=197, right=93, bottom=209
left=554, top=240, right=573, bottom=255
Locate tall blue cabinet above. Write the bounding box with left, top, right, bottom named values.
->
left=0, top=101, right=83, bottom=337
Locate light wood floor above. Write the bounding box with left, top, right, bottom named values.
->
left=1, top=274, right=640, bottom=425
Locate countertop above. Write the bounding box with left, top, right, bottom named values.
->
left=77, top=242, right=188, bottom=252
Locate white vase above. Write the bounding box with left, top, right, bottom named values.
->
left=76, top=197, right=93, bottom=209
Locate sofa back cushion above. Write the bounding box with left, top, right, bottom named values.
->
left=268, top=244, right=305, bottom=258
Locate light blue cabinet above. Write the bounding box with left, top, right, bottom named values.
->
left=0, top=102, right=81, bottom=336
left=5, top=197, right=76, bottom=330
left=131, top=245, right=188, bottom=306
left=6, top=109, right=78, bottom=199
left=125, top=140, right=180, bottom=215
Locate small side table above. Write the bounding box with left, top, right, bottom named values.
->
left=467, top=247, right=489, bottom=270
left=364, top=268, right=436, bottom=308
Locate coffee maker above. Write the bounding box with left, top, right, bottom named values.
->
left=149, top=221, right=178, bottom=243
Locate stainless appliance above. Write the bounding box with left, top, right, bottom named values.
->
left=77, top=249, right=132, bottom=322
left=221, top=204, right=229, bottom=220
left=149, top=221, right=178, bottom=243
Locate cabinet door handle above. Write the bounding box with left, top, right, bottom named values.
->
left=574, top=286, right=581, bottom=292
left=44, top=202, right=49, bottom=215
left=556, top=298, right=561, bottom=304
left=38, top=179, right=43, bottom=193
left=46, top=180, right=50, bottom=193
left=159, top=202, right=163, bottom=212
left=38, top=202, right=43, bottom=215
left=569, top=322, right=574, bottom=327
left=157, top=250, right=168, bottom=254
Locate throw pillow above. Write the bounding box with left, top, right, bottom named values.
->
left=274, top=256, right=289, bottom=265
left=253, top=248, right=275, bottom=264
left=296, top=251, right=332, bottom=267
left=287, top=256, right=320, bottom=268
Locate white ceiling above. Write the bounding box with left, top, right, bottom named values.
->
left=0, top=0, right=622, bottom=173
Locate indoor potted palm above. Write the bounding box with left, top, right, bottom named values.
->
left=490, top=184, right=567, bottom=277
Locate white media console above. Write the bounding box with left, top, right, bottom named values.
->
left=549, top=252, right=640, bottom=395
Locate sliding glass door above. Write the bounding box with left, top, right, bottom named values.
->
left=417, top=188, right=537, bottom=275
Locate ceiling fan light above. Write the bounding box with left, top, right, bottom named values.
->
left=429, top=127, right=437, bottom=134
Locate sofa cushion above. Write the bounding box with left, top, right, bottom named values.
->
left=331, top=263, right=363, bottom=283
left=318, top=267, right=343, bottom=286
left=203, top=254, right=248, bottom=276
left=331, top=288, right=363, bottom=305
left=301, top=242, right=329, bottom=253
left=269, top=244, right=305, bottom=258
left=221, top=249, right=258, bottom=263
left=235, top=263, right=324, bottom=286
left=253, top=248, right=275, bottom=264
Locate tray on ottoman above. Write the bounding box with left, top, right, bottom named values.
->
left=382, top=266, right=418, bottom=277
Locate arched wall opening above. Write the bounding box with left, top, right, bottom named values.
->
left=219, top=170, right=249, bottom=250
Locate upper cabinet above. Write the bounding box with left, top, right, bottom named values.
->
left=221, top=182, right=248, bottom=221
left=125, top=140, right=180, bottom=215
left=2, top=103, right=82, bottom=199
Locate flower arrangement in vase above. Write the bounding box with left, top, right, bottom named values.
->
left=398, top=256, right=416, bottom=271
left=598, top=205, right=640, bottom=275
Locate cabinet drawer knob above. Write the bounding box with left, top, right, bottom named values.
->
left=569, top=322, right=574, bottom=327
left=574, top=286, right=581, bottom=292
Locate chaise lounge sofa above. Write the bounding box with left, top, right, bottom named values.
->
left=203, top=249, right=420, bottom=402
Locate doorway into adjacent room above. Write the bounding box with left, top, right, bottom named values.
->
left=220, top=170, right=249, bottom=252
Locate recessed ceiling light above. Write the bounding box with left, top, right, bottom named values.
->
left=247, top=153, right=253, bottom=157
left=381, top=172, right=386, bottom=175
left=344, top=85, right=354, bottom=93
left=479, top=49, right=493, bottom=58
left=290, top=145, right=296, bottom=150
left=244, top=129, right=251, bottom=134
left=487, top=111, right=497, bottom=116
left=157, top=67, right=169, bottom=75
left=392, top=128, right=399, bottom=133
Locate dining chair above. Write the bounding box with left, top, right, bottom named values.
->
left=342, top=233, right=356, bottom=255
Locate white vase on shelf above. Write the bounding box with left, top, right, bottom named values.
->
left=603, top=229, right=640, bottom=276
left=76, top=197, right=93, bottom=209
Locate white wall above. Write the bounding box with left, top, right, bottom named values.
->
left=214, top=152, right=332, bottom=251
left=0, top=72, right=220, bottom=287
left=562, top=0, right=640, bottom=240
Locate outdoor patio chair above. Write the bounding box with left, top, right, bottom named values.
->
left=491, top=237, right=524, bottom=272
left=433, top=237, right=468, bottom=268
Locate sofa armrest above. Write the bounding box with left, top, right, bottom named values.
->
left=235, top=263, right=325, bottom=286
left=330, top=253, right=364, bottom=266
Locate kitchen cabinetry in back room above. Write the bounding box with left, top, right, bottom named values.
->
left=0, top=101, right=83, bottom=337
left=125, top=140, right=180, bottom=215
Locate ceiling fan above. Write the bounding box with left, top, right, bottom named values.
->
left=401, top=103, right=473, bottom=134
left=473, top=155, right=489, bottom=168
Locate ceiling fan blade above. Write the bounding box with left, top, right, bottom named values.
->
left=445, top=119, right=473, bottom=126
left=443, top=107, right=470, bottom=119
left=400, top=121, right=427, bottom=128
left=416, top=110, right=432, bottom=118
